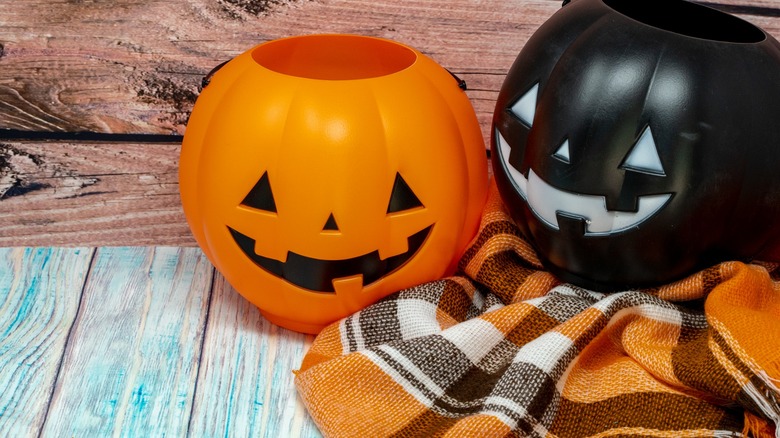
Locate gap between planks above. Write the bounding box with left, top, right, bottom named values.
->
left=0, top=246, right=320, bottom=437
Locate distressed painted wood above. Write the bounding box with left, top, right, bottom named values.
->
left=189, top=273, right=321, bottom=438
left=0, top=0, right=554, bottom=136
left=0, top=247, right=321, bottom=436
left=0, top=140, right=189, bottom=247
left=0, top=0, right=778, bottom=137
left=0, top=247, right=93, bottom=436
left=41, top=247, right=213, bottom=436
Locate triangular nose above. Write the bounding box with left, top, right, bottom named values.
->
left=323, top=213, right=339, bottom=231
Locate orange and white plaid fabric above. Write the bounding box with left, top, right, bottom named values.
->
left=295, top=181, right=780, bottom=437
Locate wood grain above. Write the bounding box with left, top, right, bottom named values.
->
left=1, top=0, right=778, bottom=138
left=0, top=247, right=93, bottom=436
left=0, top=140, right=190, bottom=247
left=189, top=273, right=320, bottom=438
left=0, top=247, right=322, bottom=435
left=41, top=247, right=213, bottom=436
left=0, top=0, right=555, bottom=138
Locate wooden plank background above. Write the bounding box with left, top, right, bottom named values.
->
left=2, top=0, right=779, bottom=246
left=42, top=247, right=212, bottom=436
left=189, top=273, right=318, bottom=437
left=0, top=247, right=93, bottom=436
left=0, top=247, right=320, bottom=437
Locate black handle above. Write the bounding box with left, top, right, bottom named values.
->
left=445, top=69, right=468, bottom=91
left=200, top=59, right=231, bottom=90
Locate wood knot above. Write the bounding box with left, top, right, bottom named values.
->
left=218, top=0, right=306, bottom=19
left=0, top=143, right=51, bottom=200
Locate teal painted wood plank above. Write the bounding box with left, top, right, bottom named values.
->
left=0, top=247, right=94, bottom=436
left=189, top=274, right=322, bottom=438
left=41, top=247, right=213, bottom=437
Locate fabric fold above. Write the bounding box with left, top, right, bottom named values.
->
left=296, top=181, right=780, bottom=438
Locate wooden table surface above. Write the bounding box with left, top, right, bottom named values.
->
left=1, top=0, right=779, bottom=436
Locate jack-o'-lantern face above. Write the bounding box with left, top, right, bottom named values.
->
left=228, top=171, right=432, bottom=293
left=492, top=0, right=780, bottom=290
left=179, top=35, right=488, bottom=333
left=496, top=113, right=672, bottom=237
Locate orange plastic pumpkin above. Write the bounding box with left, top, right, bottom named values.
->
left=180, top=34, right=488, bottom=333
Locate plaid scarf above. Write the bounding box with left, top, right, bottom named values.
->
left=295, top=181, right=780, bottom=438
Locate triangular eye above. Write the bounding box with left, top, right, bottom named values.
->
left=387, top=173, right=423, bottom=213
left=241, top=171, right=277, bottom=212
left=553, top=138, right=571, bottom=163
left=510, top=82, right=539, bottom=127
left=323, top=213, right=339, bottom=231
left=620, top=127, right=666, bottom=176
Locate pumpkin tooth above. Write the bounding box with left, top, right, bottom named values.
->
left=332, top=275, right=365, bottom=313
left=379, top=239, right=408, bottom=261
left=496, top=129, right=528, bottom=200
left=228, top=224, right=433, bottom=293
left=525, top=170, right=672, bottom=236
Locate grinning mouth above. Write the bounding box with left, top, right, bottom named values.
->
left=496, top=130, right=672, bottom=236
left=228, top=225, right=433, bottom=293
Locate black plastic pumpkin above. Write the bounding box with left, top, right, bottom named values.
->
left=492, top=0, right=780, bottom=290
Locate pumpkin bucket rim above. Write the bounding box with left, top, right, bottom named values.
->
left=600, top=0, right=767, bottom=44
left=250, top=34, right=419, bottom=81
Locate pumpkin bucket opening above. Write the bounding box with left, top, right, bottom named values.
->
left=602, top=0, right=765, bottom=43
left=251, top=34, right=418, bottom=81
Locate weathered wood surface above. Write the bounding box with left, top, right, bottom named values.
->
left=0, top=0, right=557, bottom=136
left=2, top=0, right=777, bottom=137
left=42, top=247, right=212, bottom=436
left=189, top=273, right=319, bottom=438
left=0, top=140, right=187, bottom=247
left=0, top=247, right=93, bottom=436
left=0, top=246, right=320, bottom=437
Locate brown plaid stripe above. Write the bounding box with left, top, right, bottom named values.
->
left=296, top=182, right=780, bottom=437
